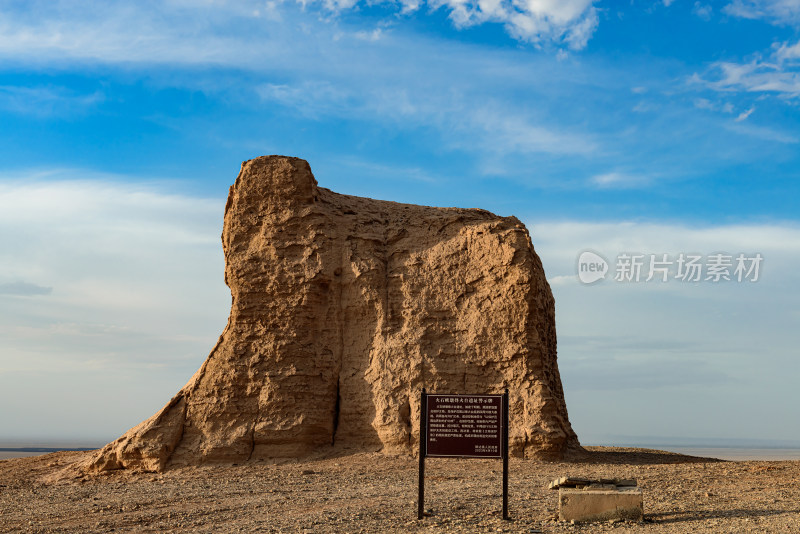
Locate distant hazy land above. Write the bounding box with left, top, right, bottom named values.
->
left=0, top=444, right=100, bottom=461
left=655, top=447, right=800, bottom=461
left=3, top=443, right=800, bottom=461
left=587, top=436, right=800, bottom=461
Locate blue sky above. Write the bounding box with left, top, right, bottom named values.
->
left=1, top=0, right=799, bottom=447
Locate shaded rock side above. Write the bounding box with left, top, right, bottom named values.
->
left=87, top=155, right=581, bottom=472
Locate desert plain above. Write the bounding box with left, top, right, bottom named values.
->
left=1, top=446, right=799, bottom=533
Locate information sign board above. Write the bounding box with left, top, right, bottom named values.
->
left=425, top=394, right=502, bottom=458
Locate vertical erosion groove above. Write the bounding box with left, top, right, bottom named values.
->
left=400, top=398, right=412, bottom=446
left=332, top=377, right=341, bottom=446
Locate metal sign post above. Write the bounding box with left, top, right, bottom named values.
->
left=418, top=388, right=427, bottom=520
left=417, top=388, right=510, bottom=520
left=502, top=388, right=509, bottom=520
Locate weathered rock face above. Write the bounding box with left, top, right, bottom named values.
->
left=87, top=156, right=580, bottom=472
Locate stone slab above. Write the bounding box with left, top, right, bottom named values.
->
left=558, top=487, right=643, bottom=523
left=549, top=476, right=637, bottom=489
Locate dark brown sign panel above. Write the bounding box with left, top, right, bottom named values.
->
left=425, top=394, right=503, bottom=458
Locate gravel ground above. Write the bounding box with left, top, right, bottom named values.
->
left=1, top=447, right=798, bottom=533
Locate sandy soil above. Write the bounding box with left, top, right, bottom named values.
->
left=1, top=447, right=798, bottom=533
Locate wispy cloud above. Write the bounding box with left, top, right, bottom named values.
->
left=775, top=39, right=800, bottom=61
left=699, top=59, right=800, bottom=96
left=531, top=219, right=800, bottom=441
left=3, top=0, right=761, bottom=180
left=735, top=105, right=756, bottom=121
left=2, top=171, right=799, bottom=442
left=0, top=2, right=603, bottom=163
left=723, top=0, right=800, bottom=25
left=391, top=0, right=599, bottom=49
left=0, top=85, right=104, bottom=117
left=0, top=172, right=228, bottom=360
left=327, top=156, right=442, bottom=184
left=693, top=2, right=713, bottom=20
left=692, top=97, right=735, bottom=113
left=726, top=121, right=799, bottom=143
left=0, top=281, right=53, bottom=296
left=256, top=81, right=354, bottom=119
left=253, top=52, right=599, bottom=158
left=466, top=107, right=598, bottom=155
left=0, top=0, right=600, bottom=70
left=353, top=27, right=384, bottom=42
left=0, top=1, right=284, bottom=67
left=694, top=19, right=800, bottom=99
left=590, top=171, right=651, bottom=189
left=0, top=171, right=233, bottom=440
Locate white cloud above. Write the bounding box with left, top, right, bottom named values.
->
left=725, top=120, right=799, bottom=142
left=495, top=0, right=598, bottom=49
left=631, top=100, right=657, bottom=113
left=256, top=81, right=354, bottom=118
left=256, top=66, right=599, bottom=157
left=699, top=57, right=800, bottom=97
left=0, top=1, right=602, bottom=164
left=354, top=27, right=384, bottom=41
left=0, top=0, right=600, bottom=70
left=589, top=171, right=650, bottom=189
left=0, top=85, right=104, bottom=117
left=775, top=39, right=800, bottom=61
left=0, top=1, right=287, bottom=67
left=0, top=173, right=230, bottom=440
left=328, top=156, right=441, bottom=184
left=693, top=97, right=715, bottom=110
left=693, top=2, right=713, bottom=20
left=546, top=274, right=574, bottom=286
left=723, top=0, right=800, bottom=25
left=735, top=105, right=755, bottom=121
left=467, top=107, right=598, bottom=155
left=530, top=219, right=800, bottom=443
left=0, top=281, right=53, bottom=296
left=697, top=4, right=800, bottom=100
left=2, top=173, right=798, bottom=444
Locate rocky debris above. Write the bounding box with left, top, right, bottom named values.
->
left=3, top=449, right=799, bottom=533
left=84, top=155, right=580, bottom=472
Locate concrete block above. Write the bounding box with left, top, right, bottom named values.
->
left=558, top=487, right=643, bottom=523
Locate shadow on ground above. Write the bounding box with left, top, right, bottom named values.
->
left=576, top=446, right=725, bottom=465
left=648, top=507, right=800, bottom=524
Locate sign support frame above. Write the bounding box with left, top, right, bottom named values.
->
left=417, top=388, right=510, bottom=521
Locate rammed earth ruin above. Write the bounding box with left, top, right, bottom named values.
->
left=86, top=156, right=581, bottom=472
